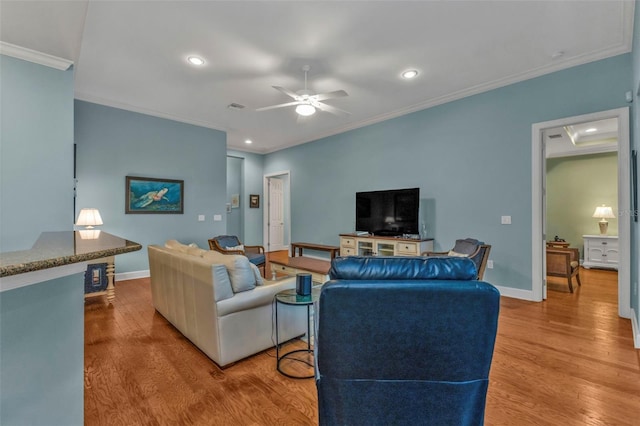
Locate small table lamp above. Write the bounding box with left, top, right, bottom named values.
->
left=592, top=204, right=615, bottom=235
left=76, top=208, right=103, bottom=239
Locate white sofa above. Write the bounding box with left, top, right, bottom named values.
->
left=148, top=241, right=306, bottom=367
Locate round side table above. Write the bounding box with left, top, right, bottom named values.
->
left=274, top=285, right=322, bottom=379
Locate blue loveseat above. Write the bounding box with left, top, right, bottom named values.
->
left=315, top=256, right=500, bottom=426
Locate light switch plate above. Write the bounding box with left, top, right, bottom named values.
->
left=198, top=215, right=205, bottom=222
left=213, top=214, right=222, bottom=221
left=501, top=215, right=511, bottom=225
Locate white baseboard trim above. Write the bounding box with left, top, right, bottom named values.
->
left=115, top=270, right=150, bottom=282
left=493, top=285, right=536, bottom=301
left=631, top=308, right=640, bottom=349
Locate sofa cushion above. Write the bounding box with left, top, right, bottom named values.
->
left=330, top=256, right=477, bottom=281
left=202, top=250, right=256, bottom=293
left=250, top=263, right=264, bottom=286
left=165, top=239, right=191, bottom=253
left=447, top=250, right=469, bottom=257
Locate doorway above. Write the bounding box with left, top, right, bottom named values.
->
left=532, top=107, right=630, bottom=318
left=227, top=156, right=244, bottom=241
left=263, top=171, right=291, bottom=253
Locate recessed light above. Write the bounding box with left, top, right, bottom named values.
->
left=401, top=69, right=419, bottom=79
left=585, top=128, right=598, bottom=133
left=245, top=139, right=253, bottom=144
left=187, top=56, right=205, bottom=66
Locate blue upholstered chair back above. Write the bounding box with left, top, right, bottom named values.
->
left=316, top=256, right=500, bottom=426
left=213, top=235, right=241, bottom=249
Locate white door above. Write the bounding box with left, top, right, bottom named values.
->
left=268, top=177, right=285, bottom=251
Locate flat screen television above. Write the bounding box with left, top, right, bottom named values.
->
left=356, top=188, right=419, bottom=236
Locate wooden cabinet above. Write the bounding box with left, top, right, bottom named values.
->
left=582, top=235, right=618, bottom=270
left=84, top=256, right=116, bottom=303
left=339, top=234, right=433, bottom=257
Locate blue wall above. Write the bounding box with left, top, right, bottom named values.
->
left=1, top=275, right=85, bottom=425
left=75, top=101, right=228, bottom=273
left=0, top=55, right=83, bottom=425
left=0, top=55, right=74, bottom=251
left=227, top=149, right=265, bottom=245
left=264, top=54, right=632, bottom=292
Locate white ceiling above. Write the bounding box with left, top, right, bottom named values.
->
left=0, top=1, right=634, bottom=153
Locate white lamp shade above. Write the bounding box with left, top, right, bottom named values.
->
left=592, top=205, right=615, bottom=219
left=295, top=103, right=316, bottom=116
left=76, top=208, right=103, bottom=227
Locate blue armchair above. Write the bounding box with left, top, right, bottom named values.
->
left=423, top=238, right=492, bottom=280
left=208, top=235, right=266, bottom=276
left=316, top=256, right=500, bottom=426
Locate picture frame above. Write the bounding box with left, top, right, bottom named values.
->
left=125, top=176, right=184, bottom=214
left=231, top=193, right=240, bottom=208
left=250, top=194, right=260, bottom=208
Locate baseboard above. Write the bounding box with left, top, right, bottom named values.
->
left=631, top=308, right=640, bottom=349
left=493, top=284, right=536, bottom=301
left=115, top=270, right=150, bottom=282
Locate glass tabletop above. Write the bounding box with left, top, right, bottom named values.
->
left=275, top=285, right=323, bottom=305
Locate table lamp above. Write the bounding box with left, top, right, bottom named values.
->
left=592, top=204, right=615, bottom=235
left=76, top=208, right=103, bottom=239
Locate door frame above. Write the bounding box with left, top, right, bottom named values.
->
left=263, top=170, right=291, bottom=253
left=531, top=107, right=630, bottom=318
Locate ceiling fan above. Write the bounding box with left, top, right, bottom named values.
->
left=256, top=65, right=350, bottom=117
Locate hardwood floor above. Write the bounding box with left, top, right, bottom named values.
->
left=85, top=265, right=640, bottom=425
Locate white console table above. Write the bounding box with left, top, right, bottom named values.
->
left=582, top=235, right=618, bottom=270
left=340, top=234, right=433, bottom=257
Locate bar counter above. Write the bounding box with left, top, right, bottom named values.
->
left=0, top=231, right=141, bottom=425
left=0, top=231, right=141, bottom=293
left=1, top=231, right=141, bottom=277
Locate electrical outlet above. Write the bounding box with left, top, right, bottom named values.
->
left=198, top=215, right=205, bottom=222
left=487, top=260, right=494, bottom=269
left=501, top=215, right=512, bottom=225
left=213, top=214, right=222, bottom=221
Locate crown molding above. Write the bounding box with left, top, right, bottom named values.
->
left=0, top=42, right=73, bottom=71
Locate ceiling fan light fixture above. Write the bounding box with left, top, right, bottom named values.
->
left=295, top=104, right=316, bottom=116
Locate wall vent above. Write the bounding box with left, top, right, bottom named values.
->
left=227, top=103, right=245, bottom=110
left=548, top=134, right=563, bottom=139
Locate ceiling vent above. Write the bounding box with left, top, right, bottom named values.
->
left=227, top=103, right=245, bottom=110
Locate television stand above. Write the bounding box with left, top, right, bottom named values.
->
left=339, top=233, right=434, bottom=257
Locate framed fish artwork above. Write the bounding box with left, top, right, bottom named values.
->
left=125, top=176, right=184, bottom=214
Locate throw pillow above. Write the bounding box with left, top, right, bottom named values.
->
left=225, top=244, right=245, bottom=252
left=201, top=251, right=256, bottom=293
left=165, top=239, right=190, bottom=253
left=452, top=238, right=480, bottom=255
left=250, top=263, right=264, bottom=286
left=448, top=250, right=469, bottom=257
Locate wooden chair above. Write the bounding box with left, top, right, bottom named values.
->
left=208, top=235, right=266, bottom=277
left=546, top=247, right=581, bottom=293
left=423, top=238, right=492, bottom=280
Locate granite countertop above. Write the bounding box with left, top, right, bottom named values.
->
left=0, top=231, right=142, bottom=277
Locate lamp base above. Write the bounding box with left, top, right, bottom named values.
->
left=598, top=221, right=608, bottom=235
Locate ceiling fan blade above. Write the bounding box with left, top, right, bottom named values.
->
left=272, top=86, right=300, bottom=100
left=314, top=101, right=351, bottom=116
left=314, top=90, right=348, bottom=101
left=256, top=101, right=300, bottom=112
